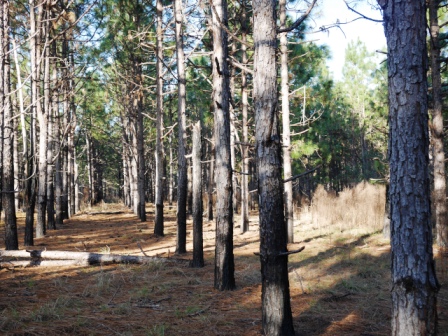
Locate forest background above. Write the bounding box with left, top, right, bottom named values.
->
left=0, top=0, right=447, bottom=335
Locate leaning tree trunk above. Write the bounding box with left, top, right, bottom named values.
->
left=191, top=121, right=204, bottom=267
left=280, top=0, right=294, bottom=243
left=154, top=0, right=164, bottom=233
left=253, top=0, right=294, bottom=334
left=174, top=0, right=188, bottom=254
left=1, top=0, right=18, bottom=250
left=378, top=0, right=439, bottom=334
left=212, top=0, right=235, bottom=291
left=429, top=0, right=447, bottom=248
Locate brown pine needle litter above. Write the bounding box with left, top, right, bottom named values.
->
left=1, top=184, right=447, bottom=335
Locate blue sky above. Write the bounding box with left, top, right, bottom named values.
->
left=306, top=0, right=387, bottom=80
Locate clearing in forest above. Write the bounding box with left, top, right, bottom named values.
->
left=0, top=201, right=447, bottom=335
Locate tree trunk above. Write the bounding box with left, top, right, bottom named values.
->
left=253, top=0, right=294, bottom=333
left=429, top=0, right=447, bottom=248
left=212, top=0, right=235, bottom=291
left=174, top=0, right=188, bottom=254
left=378, top=0, right=439, bottom=334
left=47, top=40, right=57, bottom=230
left=24, top=0, right=39, bottom=245
left=229, top=42, right=238, bottom=216
left=136, top=64, right=146, bottom=222
left=154, top=0, right=164, bottom=233
left=279, top=0, right=294, bottom=243
left=191, top=122, right=204, bottom=267
left=240, top=6, right=249, bottom=233
left=1, top=0, right=18, bottom=250
left=34, top=0, right=47, bottom=238
left=208, top=143, right=214, bottom=221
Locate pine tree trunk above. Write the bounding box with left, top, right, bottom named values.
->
left=253, top=0, right=294, bottom=333
left=429, top=0, right=447, bottom=248
left=2, top=0, right=18, bottom=250
left=191, top=122, right=204, bottom=267
left=136, top=61, right=146, bottom=222
left=35, top=0, right=47, bottom=238
left=379, top=1, right=439, bottom=334
left=240, top=7, right=249, bottom=233
left=212, top=0, right=235, bottom=291
left=208, top=143, right=214, bottom=221
left=174, top=0, right=188, bottom=254
left=279, top=0, right=294, bottom=243
left=154, top=0, right=164, bottom=233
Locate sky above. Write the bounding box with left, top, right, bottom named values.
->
left=305, top=0, right=387, bottom=81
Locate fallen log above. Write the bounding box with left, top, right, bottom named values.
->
left=1, top=260, right=89, bottom=268
left=0, top=249, right=187, bottom=266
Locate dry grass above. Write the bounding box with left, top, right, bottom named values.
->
left=307, top=182, right=385, bottom=237
left=0, top=182, right=447, bottom=335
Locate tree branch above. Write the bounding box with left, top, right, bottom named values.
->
left=283, top=165, right=321, bottom=183
left=277, top=0, right=318, bottom=34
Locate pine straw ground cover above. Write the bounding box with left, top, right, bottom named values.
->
left=0, top=199, right=447, bottom=335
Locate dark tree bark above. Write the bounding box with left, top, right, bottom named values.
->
left=1, top=0, right=18, bottom=250
left=378, top=0, right=439, bottom=334
left=212, top=0, right=235, bottom=291
left=191, top=122, right=204, bottom=268
left=174, top=0, right=187, bottom=254
left=154, top=0, right=164, bottom=232
left=253, top=0, right=294, bottom=333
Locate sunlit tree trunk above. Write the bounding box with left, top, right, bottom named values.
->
left=35, top=0, right=47, bottom=238
left=174, top=0, right=188, bottom=253
left=429, top=0, right=447, bottom=248
left=378, top=0, right=439, bottom=334
left=212, top=0, right=235, bottom=290
left=279, top=0, right=294, bottom=243
left=253, top=0, right=294, bottom=333
left=154, top=0, right=164, bottom=233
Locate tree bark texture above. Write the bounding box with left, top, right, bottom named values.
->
left=191, top=122, right=204, bottom=267
left=154, top=0, right=164, bottom=233
left=212, top=0, right=235, bottom=291
left=253, top=0, right=294, bottom=334
left=379, top=0, right=439, bottom=334
left=174, top=0, right=188, bottom=254
left=136, top=61, right=146, bottom=222
left=1, top=0, right=18, bottom=250
left=429, top=0, right=447, bottom=248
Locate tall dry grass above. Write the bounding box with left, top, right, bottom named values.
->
left=301, top=182, right=386, bottom=237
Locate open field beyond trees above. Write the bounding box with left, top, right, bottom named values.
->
left=1, top=184, right=447, bottom=336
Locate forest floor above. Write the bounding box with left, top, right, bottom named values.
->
left=0, top=203, right=447, bottom=336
